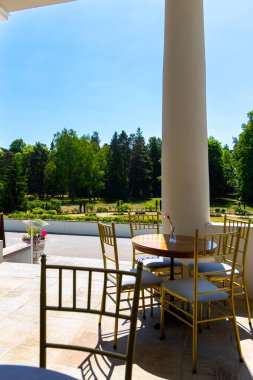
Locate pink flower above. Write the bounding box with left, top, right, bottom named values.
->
left=163, top=213, right=175, bottom=230
left=41, top=230, right=47, bottom=237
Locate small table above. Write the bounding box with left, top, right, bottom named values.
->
left=0, top=365, right=77, bottom=380
left=132, top=234, right=215, bottom=280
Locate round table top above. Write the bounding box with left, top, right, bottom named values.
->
left=132, top=234, right=214, bottom=259
left=0, top=365, right=77, bottom=380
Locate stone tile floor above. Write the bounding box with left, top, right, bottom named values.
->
left=0, top=254, right=253, bottom=380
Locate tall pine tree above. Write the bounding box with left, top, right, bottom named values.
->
left=130, top=128, right=152, bottom=199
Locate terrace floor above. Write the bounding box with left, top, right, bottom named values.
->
left=1, top=234, right=253, bottom=379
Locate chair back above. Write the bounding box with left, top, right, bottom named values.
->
left=223, top=215, right=251, bottom=272
left=128, top=212, right=160, bottom=237
left=40, top=254, right=143, bottom=380
left=193, top=229, right=241, bottom=302
left=0, top=214, right=6, bottom=248
left=98, top=221, right=119, bottom=272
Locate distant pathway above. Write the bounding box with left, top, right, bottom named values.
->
left=5, top=232, right=133, bottom=261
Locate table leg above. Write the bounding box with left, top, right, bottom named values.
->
left=170, top=258, right=175, bottom=281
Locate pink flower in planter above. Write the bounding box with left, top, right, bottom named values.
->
left=41, top=230, right=47, bottom=237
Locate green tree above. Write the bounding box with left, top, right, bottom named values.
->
left=222, top=145, right=237, bottom=195
left=105, top=132, right=124, bottom=200
left=28, top=142, right=49, bottom=198
left=234, top=111, right=253, bottom=202
left=9, top=139, right=26, bottom=154
left=130, top=128, right=152, bottom=199
left=44, top=155, right=58, bottom=197
left=0, top=151, right=26, bottom=212
left=147, top=137, right=161, bottom=197
left=52, top=129, right=81, bottom=199
left=90, top=131, right=101, bottom=149
left=208, top=138, right=225, bottom=199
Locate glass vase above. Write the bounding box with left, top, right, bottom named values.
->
left=169, top=227, right=176, bottom=243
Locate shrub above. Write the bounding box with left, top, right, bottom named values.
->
left=32, top=207, right=44, bottom=215
left=234, top=206, right=250, bottom=216
left=85, top=203, right=95, bottom=212
left=144, top=201, right=156, bottom=211
left=120, top=203, right=130, bottom=212
left=27, top=200, right=44, bottom=211
left=46, top=210, right=57, bottom=215
left=96, top=207, right=109, bottom=213
left=47, top=199, right=62, bottom=213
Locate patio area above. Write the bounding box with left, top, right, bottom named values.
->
left=1, top=233, right=253, bottom=379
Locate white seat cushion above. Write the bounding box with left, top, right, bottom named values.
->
left=137, top=256, right=183, bottom=269
left=110, top=268, right=163, bottom=290
left=188, top=262, right=240, bottom=277
left=162, top=277, right=229, bottom=303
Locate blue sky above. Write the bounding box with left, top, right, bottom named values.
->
left=0, top=0, right=253, bottom=149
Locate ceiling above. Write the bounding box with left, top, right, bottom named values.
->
left=0, top=0, right=75, bottom=13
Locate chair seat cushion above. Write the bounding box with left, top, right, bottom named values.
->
left=136, top=256, right=183, bottom=269
left=188, top=262, right=240, bottom=277
left=110, top=268, right=163, bottom=289
left=162, top=277, right=229, bottom=303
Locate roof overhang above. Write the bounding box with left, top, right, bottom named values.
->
left=0, top=0, right=76, bottom=21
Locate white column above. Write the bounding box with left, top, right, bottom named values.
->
left=162, top=0, right=210, bottom=235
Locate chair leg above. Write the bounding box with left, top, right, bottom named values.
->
left=243, top=280, right=252, bottom=329
left=113, top=317, right=119, bottom=349
left=141, top=289, right=146, bottom=319
left=160, top=290, right=165, bottom=340
left=99, top=291, right=105, bottom=326
left=192, top=302, right=198, bottom=373
left=230, top=297, right=243, bottom=362
left=150, top=288, right=153, bottom=317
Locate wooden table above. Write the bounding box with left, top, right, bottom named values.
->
left=132, top=234, right=215, bottom=280
left=0, top=365, right=77, bottom=380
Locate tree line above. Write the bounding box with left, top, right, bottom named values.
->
left=0, top=128, right=161, bottom=212
left=1, top=111, right=253, bottom=213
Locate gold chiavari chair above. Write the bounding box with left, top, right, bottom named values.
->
left=40, top=254, right=143, bottom=380
left=189, top=216, right=252, bottom=328
left=161, top=229, right=243, bottom=373
left=98, top=221, right=163, bottom=347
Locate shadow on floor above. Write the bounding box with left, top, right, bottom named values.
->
left=78, top=307, right=253, bottom=380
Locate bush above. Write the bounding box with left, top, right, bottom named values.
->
left=96, top=207, right=109, bottom=213
left=47, top=199, right=62, bottom=213
left=144, top=201, right=157, bottom=211
left=85, top=203, right=95, bottom=212
left=32, top=207, right=44, bottom=215
left=120, top=203, right=130, bottom=212
left=27, top=200, right=44, bottom=211
left=46, top=210, right=57, bottom=215
left=234, top=206, right=250, bottom=216
left=26, top=198, right=62, bottom=213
